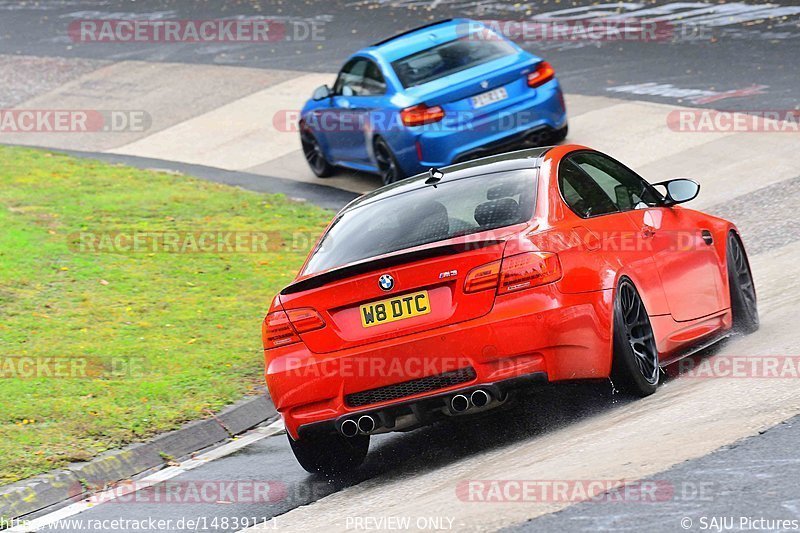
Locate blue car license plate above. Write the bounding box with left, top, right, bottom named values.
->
left=471, top=87, right=508, bottom=109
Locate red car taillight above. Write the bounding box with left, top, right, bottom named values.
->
left=526, top=61, right=555, bottom=88
left=286, top=308, right=326, bottom=332
left=464, top=252, right=562, bottom=294
left=264, top=310, right=297, bottom=349
left=400, top=104, right=445, bottom=127
left=498, top=252, right=562, bottom=294
left=263, top=308, right=325, bottom=349
left=464, top=260, right=501, bottom=293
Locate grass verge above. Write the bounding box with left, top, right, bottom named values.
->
left=0, top=146, right=332, bottom=485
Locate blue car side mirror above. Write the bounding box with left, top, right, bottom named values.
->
left=312, top=85, right=332, bottom=101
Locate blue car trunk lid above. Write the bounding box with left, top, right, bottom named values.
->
left=405, top=54, right=541, bottom=119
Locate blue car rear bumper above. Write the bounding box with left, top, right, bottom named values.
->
left=391, top=79, right=567, bottom=177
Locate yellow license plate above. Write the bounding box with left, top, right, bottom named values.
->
left=360, top=290, right=431, bottom=328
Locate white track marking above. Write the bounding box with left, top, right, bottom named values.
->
left=637, top=131, right=800, bottom=211
left=6, top=61, right=299, bottom=153
left=10, top=419, right=285, bottom=532
left=568, top=99, right=729, bottom=169
left=111, top=73, right=333, bottom=170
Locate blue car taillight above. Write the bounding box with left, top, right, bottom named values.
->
left=401, top=104, right=445, bottom=127
left=526, top=61, right=555, bottom=88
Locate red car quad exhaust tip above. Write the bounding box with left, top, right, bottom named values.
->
left=340, top=419, right=359, bottom=438
left=470, top=389, right=492, bottom=408
left=357, top=415, right=379, bottom=434
left=450, top=394, right=470, bottom=413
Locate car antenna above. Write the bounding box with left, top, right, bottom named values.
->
left=425, top=167, right=444, bottom=187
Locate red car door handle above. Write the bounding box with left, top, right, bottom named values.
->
left=641, top=225, right=656, bottom=238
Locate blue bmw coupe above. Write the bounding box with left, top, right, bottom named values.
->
left=300, top=19, right=568, bottom=185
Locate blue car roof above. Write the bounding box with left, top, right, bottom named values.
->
left=365, top=18, right=482, bottom=63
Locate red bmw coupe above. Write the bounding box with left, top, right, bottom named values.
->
left=262, top=144, right=758, bottom=473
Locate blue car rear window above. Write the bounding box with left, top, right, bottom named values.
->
left=391, top=34, right=517, bottom=89
left=302, top=169, right=536, bottom=275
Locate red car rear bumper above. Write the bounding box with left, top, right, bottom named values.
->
left=265, top=285, right=613, bottom=439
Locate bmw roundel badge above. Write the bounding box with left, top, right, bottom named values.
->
left=378, top=274, right=394, bottom=291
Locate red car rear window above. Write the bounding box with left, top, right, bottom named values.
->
left=303, top=169, right=537, bottom=276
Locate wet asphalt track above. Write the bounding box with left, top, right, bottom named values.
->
left=41, top=383, right=635, bottom=532
left=505, top=414, right=800, bottom=532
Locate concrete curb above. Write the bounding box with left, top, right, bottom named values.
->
left=0, top=395, right=277, bottom=521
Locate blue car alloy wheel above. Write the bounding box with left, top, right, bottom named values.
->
left=298, top=18, right=569, bottom=183
left=300, top=122, right=335, bottom=178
